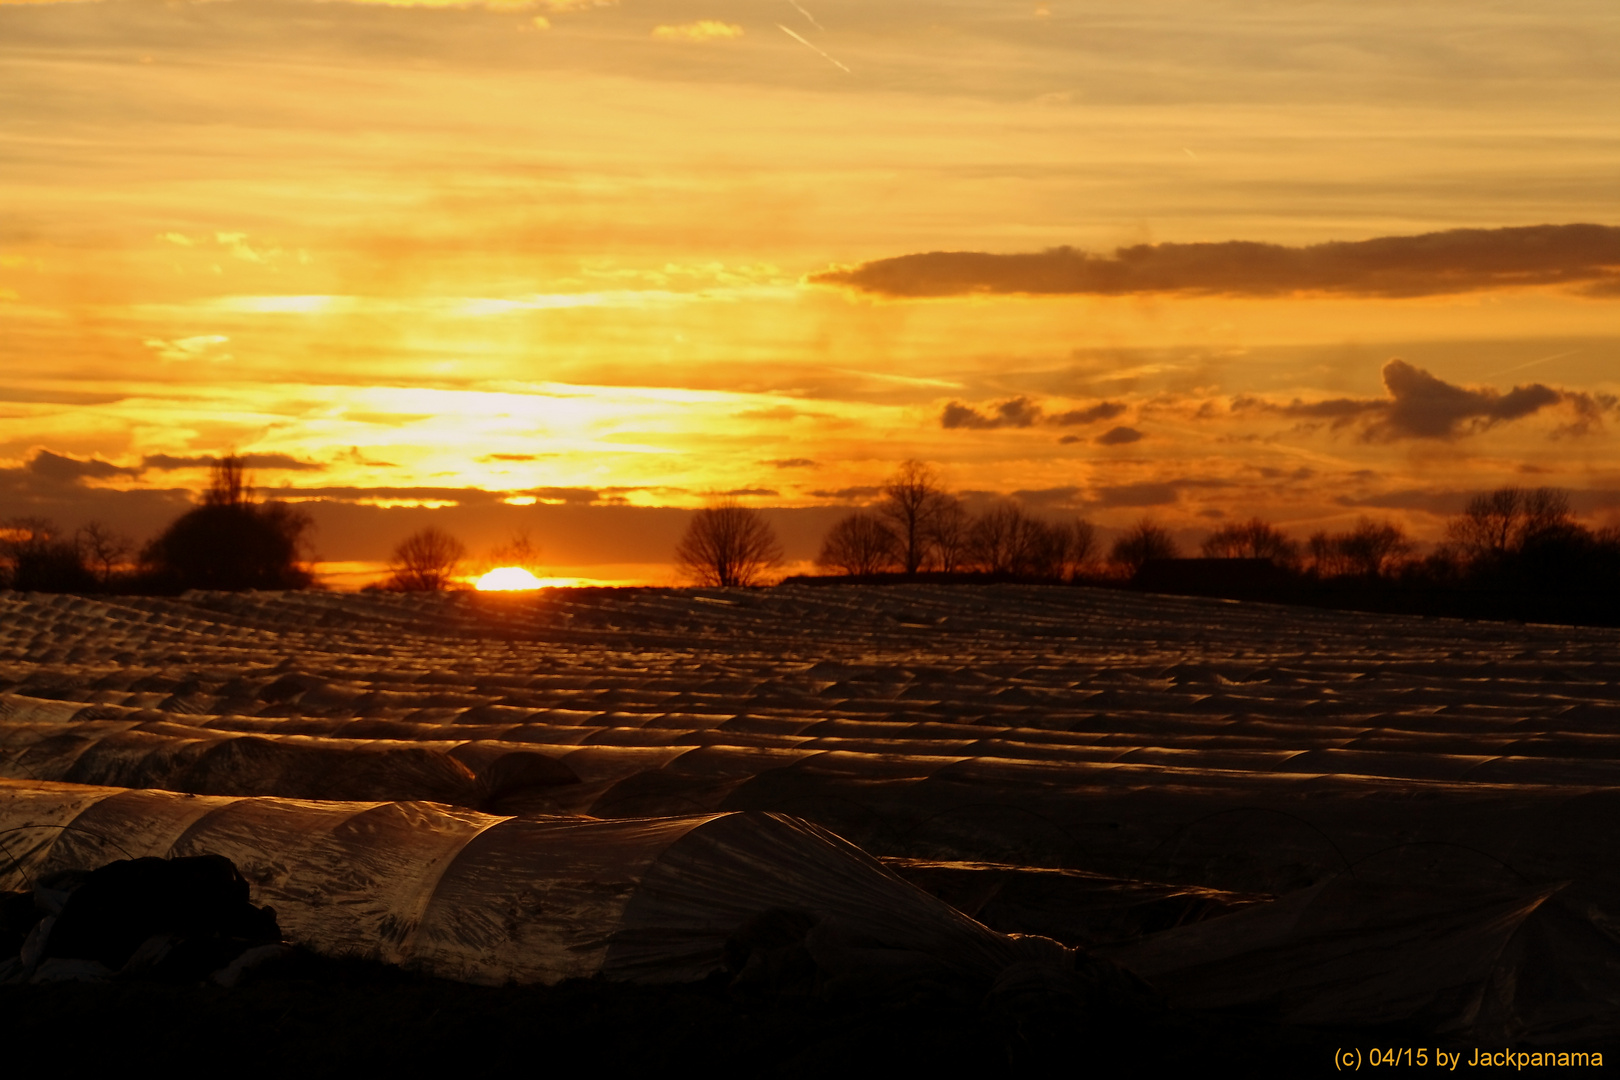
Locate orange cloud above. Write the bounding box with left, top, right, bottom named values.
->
left=1232, top=359, right=1614, bottom=441
left=941, top=397, right=1042, bottom=430
left=1095, top=426, right=1145, bottom=446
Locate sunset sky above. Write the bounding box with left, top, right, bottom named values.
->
left=4, top=0, right=1619, bottom=585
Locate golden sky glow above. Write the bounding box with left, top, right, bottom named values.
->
left=3, top=0, right=1619, bottom=584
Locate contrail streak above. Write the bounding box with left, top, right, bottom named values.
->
left=778, top=23, right=851, bottom=73
left=786, top=0, right=823, bottom=30
left=1483, top=348, right=1581, bottom=379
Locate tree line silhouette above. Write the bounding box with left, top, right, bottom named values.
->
left=5, top=453, right=1619, bottom=625
left=686, top=460, right=1620, bottom=626
left=0, top=455, right=467, bottom=595
left=811, top=461, right=1104, bottom=580
left=0, top=456, right=314, bottom=593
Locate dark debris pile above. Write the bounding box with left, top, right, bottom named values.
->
left=0, top=854, right=287, bottom=986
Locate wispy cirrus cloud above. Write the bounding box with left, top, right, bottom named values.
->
left=812, top=224, right=1620, bottom=300
left=143, top=335, right=231, bottom=363
left=653, top=21, right=743, bottom=43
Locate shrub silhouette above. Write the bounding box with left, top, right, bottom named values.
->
left=141, top=456, right=314, bottom=591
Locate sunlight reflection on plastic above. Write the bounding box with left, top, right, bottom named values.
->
left=475, top=566, right=544, bottom=591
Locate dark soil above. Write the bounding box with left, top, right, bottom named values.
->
left=0, top=951, right=1411, bottom=1077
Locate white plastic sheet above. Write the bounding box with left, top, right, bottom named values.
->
left=0, top=779, right=1024, bottom=987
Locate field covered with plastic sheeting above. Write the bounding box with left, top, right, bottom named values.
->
left=2, top=585, right=1619, bottom=1053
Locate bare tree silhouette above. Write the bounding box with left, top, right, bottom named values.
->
left=879, top=460, right=948, bottom=575
left=818, top=512, right=900, bottom=576
left=1309, top=517, right=1411, bottom=578
left=959, top=503, right=1071, bottom=578
left=205, top=453, right=250, bottom=508
left=812, top=465, right=1093, bottom=582
left=1447, top=487, right=1575, bottom=564
left=1201, top=518, right=1300, bottom=565
left=1340, top=517, right=1411, bottom=577
left=76, top=521, right=135, bottom=586
left=965, top=502, right=1021, bottom=574
left=676, top=499, right=783, bottom=586
left=385, top=527, right=467, bottom=591
left=1110, top=518, right=1179, bottom=574
left=1, top=517, right=96, bottom=592
left=488, top=530, right=541, bottom=570
left=1067, top=519, right=1099, bottom=579
left=927, top=496, right=973, bottom=573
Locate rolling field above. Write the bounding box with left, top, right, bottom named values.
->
left=2, top=584, right=1618, bottom=1063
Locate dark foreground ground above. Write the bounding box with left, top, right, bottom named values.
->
left=5, top=587, right=1619, bottom=1070
left=0, top=952, right=1430, bottom=1077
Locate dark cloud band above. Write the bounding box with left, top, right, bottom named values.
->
left=142, top=453, right=322, bottom=472
left=812, top=224, right=1620, bottom=299
left=942, top=397, right=1127, bottom=431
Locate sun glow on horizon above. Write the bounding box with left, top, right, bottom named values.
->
left=475, top=566, right=545, bottom=591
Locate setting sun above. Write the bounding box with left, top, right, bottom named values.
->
left=475, top=566, right=544, bottom=592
